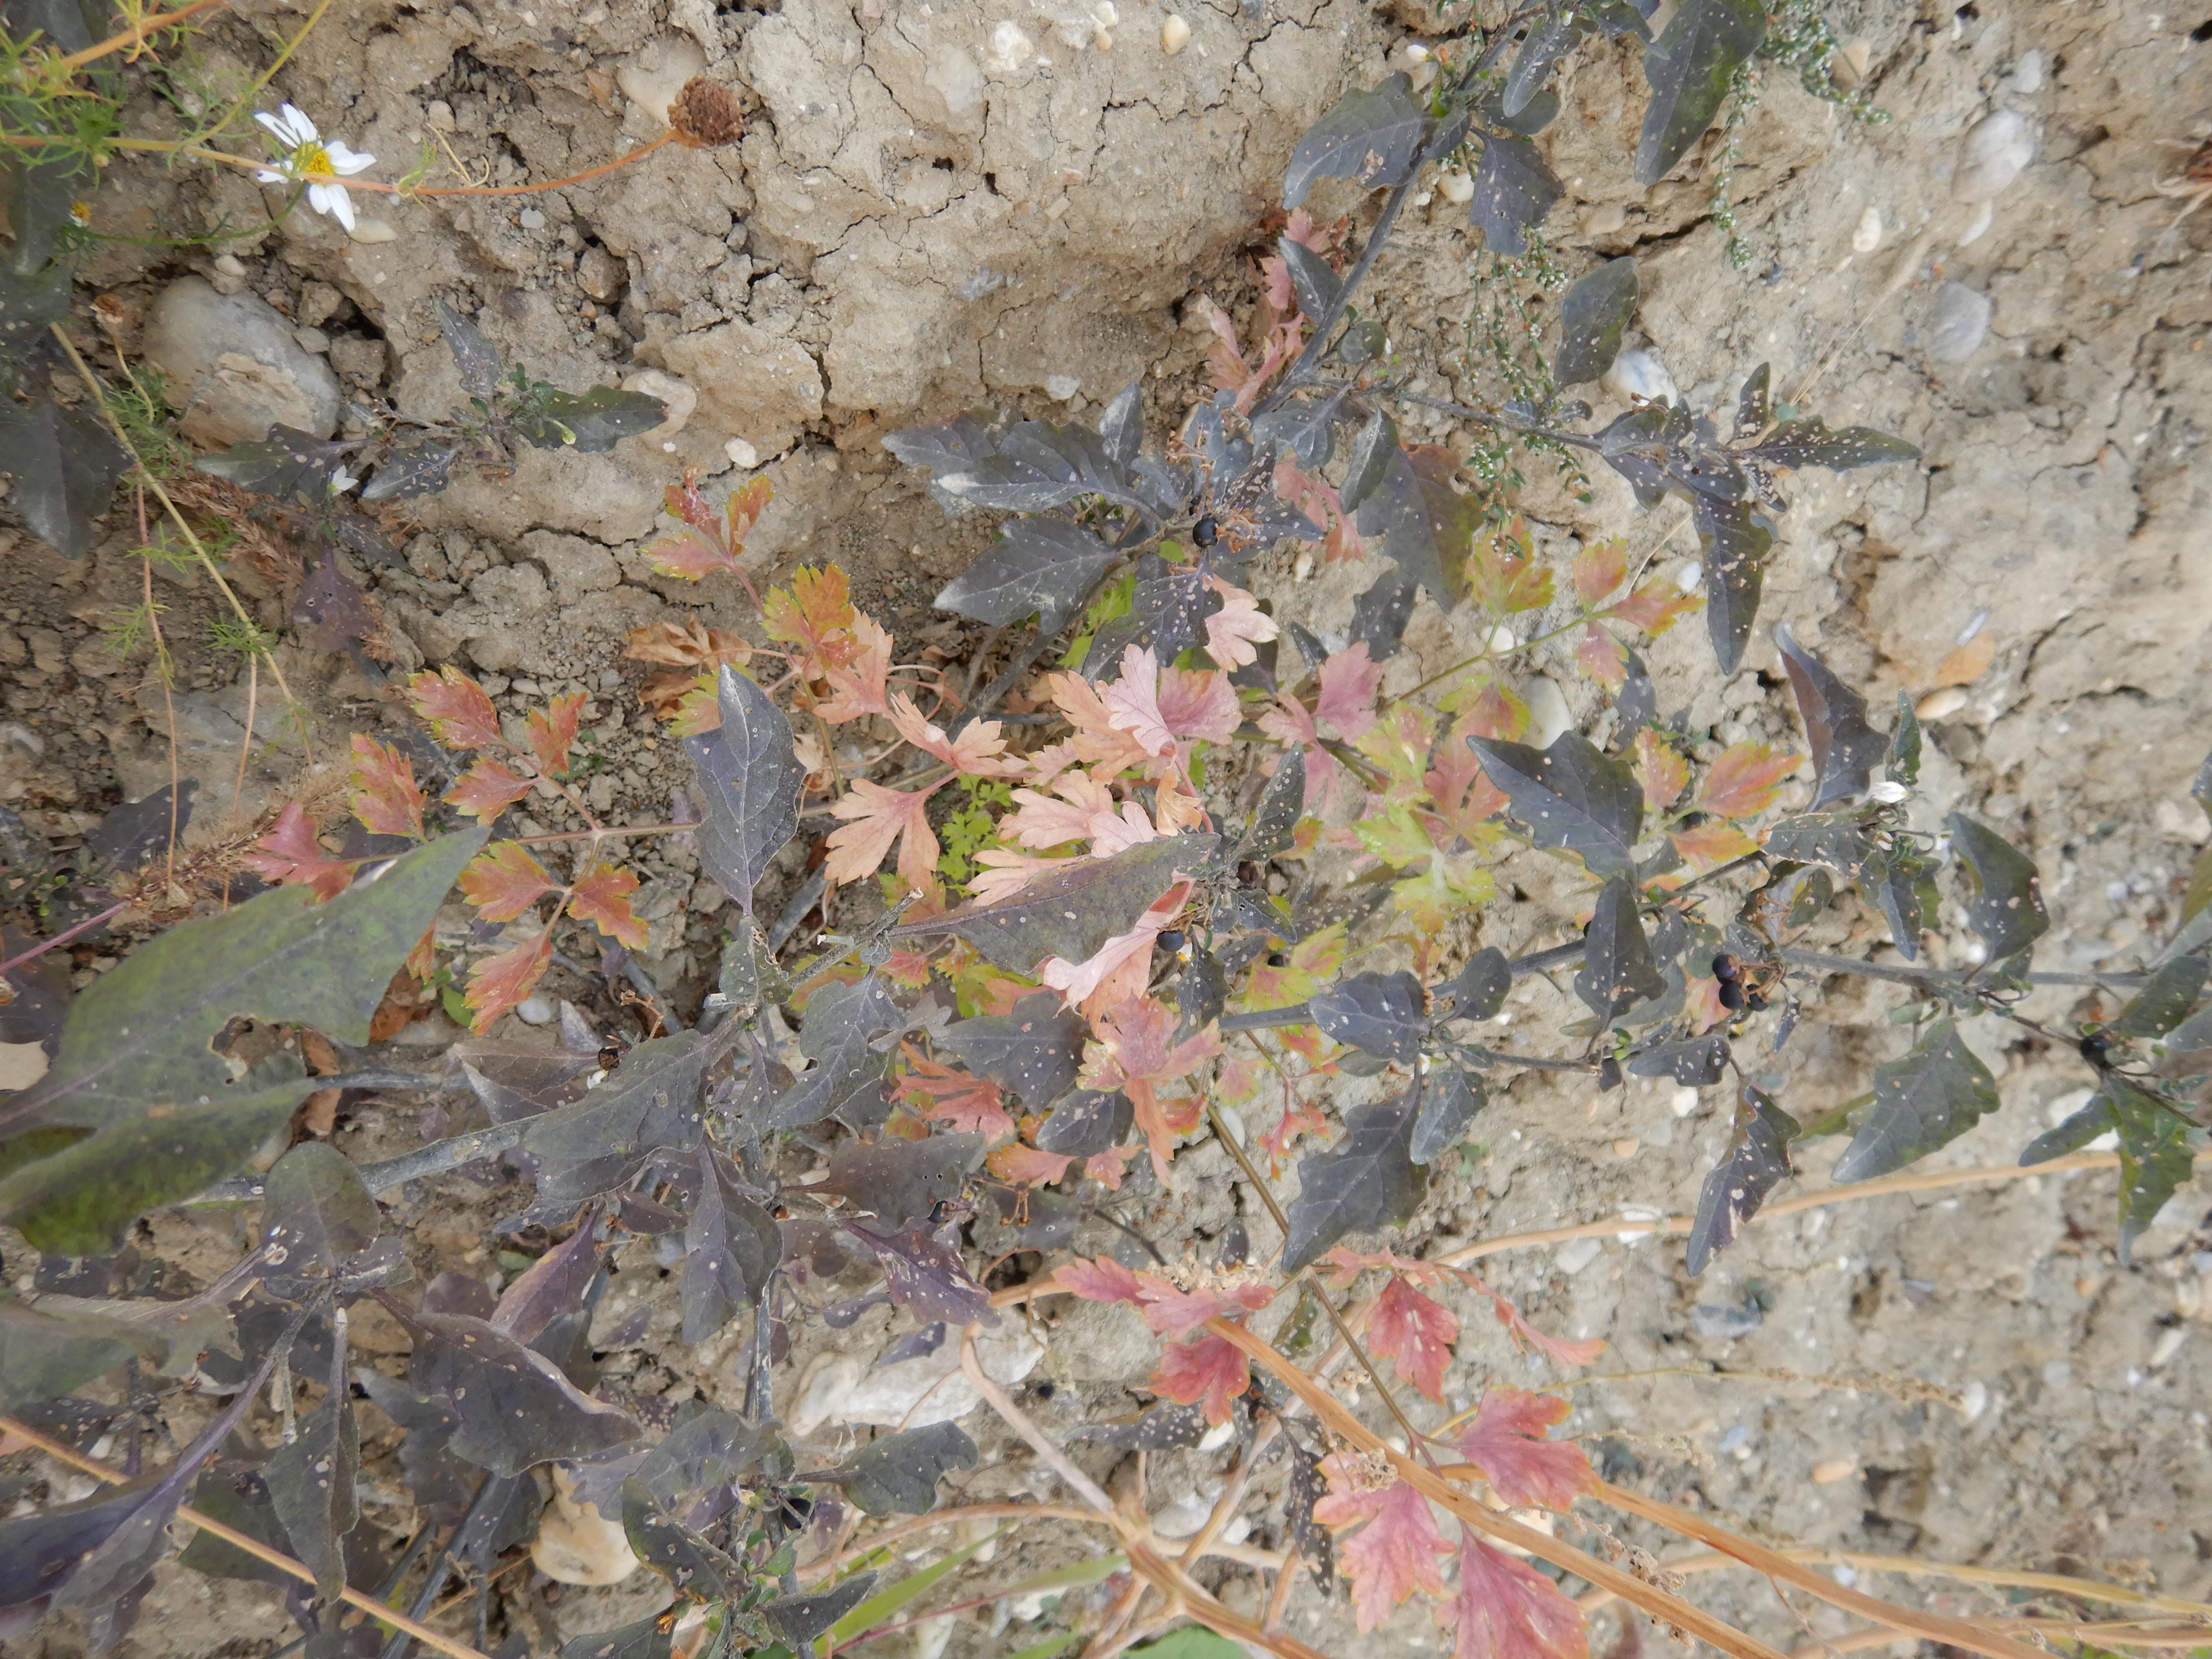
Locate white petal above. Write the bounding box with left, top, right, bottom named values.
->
left=325, top=186, right=358, bottom=232
left=254, top=168, right=286, bottom=185
left=306, top=181, right=334, bottom=216
left=278, top=103, right=318, bottom=142
left=253, top=110, right=287, bottom=138
left=327, top=145, right=376, bottom=175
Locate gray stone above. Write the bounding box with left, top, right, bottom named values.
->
left=1927, top=282, right=1993, bottom=363
left=659, top=317, right=825, bottom=458
left=1954, top=110, right=2036, bottom=204
left=525, top=530, right=624, bottom=602
left=142, top=276, right=343, bottom=448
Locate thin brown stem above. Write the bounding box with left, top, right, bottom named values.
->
left=57, top=0, right=228, bottom=66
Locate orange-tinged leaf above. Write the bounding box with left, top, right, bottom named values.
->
left=1150, top=1332, right=1249, bottom=1426
left=1238, top=920, right=1345, bottom=1011
left=1467, top=518, right=1553, bottom=617
left=1082, top=1143, right=1138, bottom=1190
left=818, top=614, right=895, bottom=724
left=1456, top=1388, right=1599, bottom=1511
left=242, top=801, right=353, bottom=902
left=763, top=564, right=857, bottom=671
left=465, top=930, right=553, bottom=1031
left=458, top=842, right=556, bottom=921
left=1571, top=538, right=1629, bottom=604
left=1369, top=1276, right=1460, bottom=1402
left=1315, top=1456, right=1451, bottom=1631
left=1440, top=1532, right=1588, bottom=1659
left=891, top=1049, right=1014, bottom=1138
left=349, top=733, right=427, bottom=839
left=826, top=779, right=941, bottom=890
left=1685, top=972, right=1728, bottom=1035
left=889, top=692, right=1023, bottom=777
left=1442, top=674, right=1530, bottom=742
left=526, top=693, right=585, bottom=777
left=648, top=526, right=743, bottom=581
left=568, top=862, right=648, bottom=949
left=1633, top=729, right=1689, bottom=812
left=666, top=674, right=721, bottom=736
left=1575, top=624, right=1627, bottom=693
left=1667, top=822, right=1759, bottom=874
left=987, top=1143, right=1073, bottom=1186
left=444, top=756, right=534, bottom=823
left=1697, top=741, right=1801, bottom=818
left=404, top=925, right=437, bottom=983
left=724, top=473, right=772, bottom=543
left=407, top=665, right=501, bottom=751
left=625, top=617, right=753, bottom=671
left=1603, top=581, right=1699, bottom=636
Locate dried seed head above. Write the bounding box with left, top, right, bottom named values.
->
left=668, top=77, right=744, bottom=148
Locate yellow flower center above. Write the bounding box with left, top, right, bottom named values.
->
left=290, top=140, right=333, bottom=179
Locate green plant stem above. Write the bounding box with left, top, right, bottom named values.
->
left=195, top=0, right=337, bottom=148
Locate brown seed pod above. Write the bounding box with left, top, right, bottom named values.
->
left=667, top=77, right=745, bottom=148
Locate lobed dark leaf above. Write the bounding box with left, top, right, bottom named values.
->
left=622, top=1477, right=750, bottom=1601
left=2104, top=1080, right=2197, bottom=1261
left=844, top=1222, right=998, bottom=1328
left=515, top=386, right=666, bottom=452
left=1283, top=73, right=1430, bottom=208
left=194, top=424, right=354, bottom=501
left=1468, top=131, right=1562, bottom=255
left=1626, top=1034, right=1729, bottom=1087
left=1310, top=971, right=1426, bottom=1062
left=1830, top=1019, right=1997, bottom=1184
left=523, top=1029, right=718, bottom=1202
left=811, top=1421, right=978, bottom=1516
left=1279, top=1089, right=1424, bottom=1273
left=1503, top=9, right=1581, bottom=117
left=1250, top=386, right=1349, bottom=470
left=1353, top=441, right=1477, bottom=605
left=891, top=834, right=1217, bottom=974
left=1035, top=1089, right=1134, bottom=1156
left=936, top=516, right=1118, bottom=637
left=818, top=1133, right=984, bottom=1231
left=1176, top=944, right=1227, bottom=1035
left=685, top=667, right=804, bottom=915
left=1685, top=1082, right=1797, bottom=1276
left=1130, top=565, right=1223, bottom=661
left=1947, top=813, right=2049, bottom=963
left=490, top=1224, right=601, bottom=1345
left=763, top=1574, right=882, bottom=1646
left=1437, top=947, right=1510, bottom=1022
left=361, top=439, right=461, bottom=502
left=680, top=1151, right=781, bottom=1345
left=769, top=975, right=902, bottom=1130
left=1734, top=362, right=1771, bottom=439
left=931, top=418, right=1141, bottom=514
left=938, top=993, right=1088, bottom=1106
left=1238, top=750, right=1307, bottom=866
left=1747, top=419, right=1919, bottom=472
left=1693, top=494, right=1774, bottom=675
left=0, top=389, right=130, bottom=559
left=1409, top=1070, right=1486, bottom=1166
left=1071, top=1401, right=1211, bottom=1451
left=261, top=1142, right=383, bottom=1282
left=1469, top=732, right=1643, bottom=877
left=884, top=410, right=999, bottom=479
left=1348, top=566, right=1419, bottom=662
left=1888, top=692, right=1923, bottom=788
left=398, top=1304, right=637, bottom=1476
left=1575, top=877, right=1667, bottom=1023
left=1553, top=257, right=1639, bottom=387
left=1098, top=380, right=1145, bottom=468
left=2111, top=956, right=2208, bottom=1041
left=1774, top=624, right=1886, bottom=809
left=1635, top=0, right=1766, bottom=186
left=436, top=299, right=505, bottom=400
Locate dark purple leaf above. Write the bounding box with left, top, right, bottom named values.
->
left=397, top=1304, right=638, bottom=1476
left=1626, top=1034, right=1729, bottom=1086
left=621, top=1476, right=749, bottom=1600
left=514, top=386, right=666, bottom=453
left=843, top=1223, right=998, bottom=1329
left=1831, top=1019, right=1996, bottom=1184
left=1176, top=943, right=1227, bottom=1035
left=1574, top=877, right=1666, bottom=1023
left=685, top=666, right=804, bottom=915
left=1773, top=624, right=1885, bottom=810
left=1310, top=971, right=1426, bottom=1062
left=1408, top=1070, right=1486, bottom=1166
left=1437, top=947, right=1510, bottom=1022
left=1348, top=566, right=1419, bottom=661
left=680, top=1151, right=781, bottom=1345
left=1072, top=1400, right=1212, bottom=1451
left=1748, top=419, right=1918, bottom=472
left=1468, top=130, right=1561, bottom=255
left=874, top=1323, right=947, bottom=1368
left=1284, top=72, right=1430, bottom=207
left=1239, top=749, right=1307, bottom=862
left=264, top=1379, right=356, bottom=1599
left=1035, top=1089, right=1133, bottom=1156
left=1279, top=1090, right=1424, bottom=1273
left=1286, top=1439, right=1335, bottom=1591
left=361, top=438, right=461, bottom=502
left=1947, top=813, right=2048, bottom=963
left=936, top=517, right=1119, bottom=637
left=1469, top=732, right=1643, bottom=877
left=0, top=1302, right=164, bottom=1414
left=817, top=1133, right=985, bottom=1231
left=491, top=1225, right=601, bottom=1345
left=1693, top=494, right=1774, bottom=675
left=809, top=1420, right=977, bottom=1516
left=193, top=424, right=353, bottom=502
left=937, top=994, right=1087, bottom=1106
left=1685, top=1082, right=1797, bottom=1276
left=1337, top=409, right=1395, bottom=515
left=522, top=1029, right=717, bottom=1202
left=769, top=975, right=901, bottom=1130
left=2111, top=956, right=2207, bottom=1040
left=1352, top=441, right=1476, bottom=604
left=1635, top=0, right=1766, bottom=186
left=1130, top=566, right=1223, bottom=662
left=1553, top=257, right=1639, bottom=387
left=261, top=1142, right=383, bottom=1283
left=1277, top=236, right=1342, bottom=323
left=559, top=1618, right=672, bottom=1659
left=84, top=782, right=196, bottom=877
left=762, top=1574, right=881, bottom=1646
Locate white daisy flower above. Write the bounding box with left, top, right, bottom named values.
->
left=253, top=104, right=375, bottom=232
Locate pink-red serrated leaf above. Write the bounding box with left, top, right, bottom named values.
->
left=724, top=473, right=772, bottom=543
left=1575, top=625, right=1627, bottom=693
left=465, top=930, right=554, bottom=1031
left=1571, top=539, right=1629, bottom=604
left=1603, top=582, right=1700, bottom=636
left=817, top=614, right=894, bottom=724
left=1369, top=1275, right=1460, bottom=1402
left=826, top=779, right=940, bottom=890
left=1456, top=1388, right=1598, bottom=1511
left=763, top=564, right=857, bottom=672
left=349, top=733, right=426, bottom=839
left=527, top=693, right=586, bottom=777
left=568, top=862, right=648, bottom=949
left=408, top=666, right=501, bottom=751
left=242, top=802, right=352, bottom=902
left=457, top=842, right=556, bottom=922
left=1667, top=822, right=1759, bottom=874
left=1492, top=1296, right=1606, bottom=1368
left=1441, top=1533, right=1588, bottom=1659
left=890, top=1051, right=1015, bottom=1139
left=1633, top=729, right=1689, bottom=812
left=986, top=1143, right=1073, bottom=1186
left=647, top=526, right=743, bottom=581
left=404, top=924, right=437, bottom=983
left=1314, top=644, right=1382, bottom=738
left=1057, top=1255, right=1145, bottom=1305
left=1315, top=1457, right=1451, bottom=1632
left=1149, top=1331, right=1249, bottom=1426
left=1697, top=741, right=1801, bottom=819
left=444, top=757, right=534, bottom=823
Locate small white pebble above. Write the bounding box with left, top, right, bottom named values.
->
left=1851, top=205, right=1882, bottom=253
left=724, top=437, right=759, bottom=469
left=1486, top=624, right=1517, bottom=652
left=1959, top=1380, right=1990, bottom=1423
left=1916, top=686, right=1970, bottom=721
left=1160, top=13, right=1190, bottom=53
left=1669, top=1086, right=1701, bottom=1118
left=519, top=207, right=546, bottom=229
left=1674, top=562, right=1704, bottom=593
left=1437, top=168, right=1474, bottom=205
left=213, top=253, right=247, bottom=277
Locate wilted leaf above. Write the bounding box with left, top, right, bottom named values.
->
left=1831, top=1019, right=1997, bottom=1184
left=435, top=299, right=505, bottom=398
left=1469, top=130, right=1561, bottom=255
left=1442, top=1530, right=1589, bottom=1659
left=1685, top=1082, right=1797, bottom=1276
left=1773, top=624, right=1887, bottom=810
left=937, top=517, right=1119, bottom=637
left=1310, top=971, right=1427, bottom=1062
left=1314, top=1459, right=1450, bottom=1631
left=444, top=757, right=533, bottom=823
left=1635, top=0, right=1766, bottom=185
left=2112, top=956, right=2208, bottom=1040
left=819, top=1133, right=984, bottom=1230
left=515, top=386, right=666, bottom=452
left=892, top=834, right=1216, bottom=974
left=1281, top=1091, right=1424, bottom=1273
left=1284, top=73, right=1430, bottom=207
left=1469, top=733, right=1643, bottom=878
left=812, top=1421, right=979, bottom=1516
left=524, top=1029, right=718, bottom=1202
left=685, top=667, right=804, bottom=914
left=1574, top=878, right=1665, bottom=1023
left=1693, top=495, right=1774, bottom=675
left=1697, top=742, right=1800, bottom=819
left=398, top=1304, right=637, bottom=1475
left=1369, top=1276, right=1459, bottom=1401
left=408, top=666, right=502, bottom=752
left=937, top=994, right=1088, bottom=1106
left=1947, top=813, right=2049, bottom=963
left=1553, top=257, right=1638, bottom=386
left=1456, top=1388, right=1597, bottom=1511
